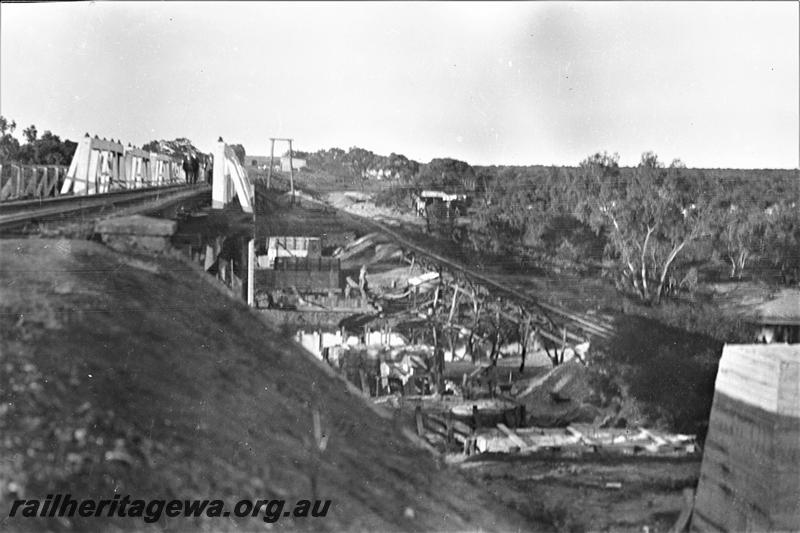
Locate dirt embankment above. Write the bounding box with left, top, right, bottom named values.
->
left=0, top=238, right=537, bottom=532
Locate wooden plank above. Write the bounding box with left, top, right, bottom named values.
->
left=415, top=406, right=424, bottom=436
left=497, top=423, right=528, bottom=449
left=125, top=147, right=151, bottom=158
left=358, top=369, right=370, bottom=396
left=639, top=427, right=668, bottom=447
left=566, top=425, right=598, bottom=446
left=670, top=488, right=695, bottom=533
left=427, top=413, right=471, bottom=439
left=88, top=137, right=124, bottom=153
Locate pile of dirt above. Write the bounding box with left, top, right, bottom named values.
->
left=324, top=192, right=424, bottom=230
left=514, top=360, right=604, bottom=427
left=0, top=238, right=536, bottom=532
left=587, top=314, right=723, bottom=438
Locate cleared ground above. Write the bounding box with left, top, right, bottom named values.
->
left=459, top=455, right=699, bottom=533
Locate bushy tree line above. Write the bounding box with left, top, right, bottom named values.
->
left=142, top=137, right=225, bottom=164
left=307, top=144, right=798, bottom=296
left=469, top=152, right=800, bottom=298
left=308, top=147, right=421, bottom=184
left=0, top=116, right=77, bottom=165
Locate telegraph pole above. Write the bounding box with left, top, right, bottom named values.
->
left=267, top=137, right=295, bottom=203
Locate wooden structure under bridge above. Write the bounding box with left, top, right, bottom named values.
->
left=359, top=220, right=615, bottom=382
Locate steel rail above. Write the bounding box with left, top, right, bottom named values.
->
left=370, top=220, right=612, bottom=340
left=287, top=192, right=614, bottom=342
left=0, top=184, right=209, bottom=232
left=0, top=184, right=193, bottom=213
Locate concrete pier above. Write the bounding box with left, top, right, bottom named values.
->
left=692, top=344, right=800, bottom=532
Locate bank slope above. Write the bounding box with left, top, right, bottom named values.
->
left=0, top=239, right=534, bottom=532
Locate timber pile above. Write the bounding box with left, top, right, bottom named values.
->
left=691, top=344, right=800, bottom=532
left=333, top=232, right=388, bottom=263
left=412, top=406, right=697, bottom=458
left=472, top=424, right=696, bottom=456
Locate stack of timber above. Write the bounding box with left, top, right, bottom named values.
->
left=692, top=344, right=800, bottom=532
left=472, top=423, right=697, bottom=456
left=411, top=404, right=696, bottom=458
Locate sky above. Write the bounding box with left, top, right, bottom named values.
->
left=1, top=1, right=798, bottom=168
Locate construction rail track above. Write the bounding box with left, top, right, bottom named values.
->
left=289, top=190, right=615, bottom=348
left=368, top=218, right=614, bottom=344
left=0, top=184, right=210, bottom=233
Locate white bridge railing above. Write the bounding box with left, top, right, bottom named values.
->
left=60, top=135, right=189, bottom=196
left=211, top=139, right=253, bottom=213
left=0, top=164, right=68, bottom=201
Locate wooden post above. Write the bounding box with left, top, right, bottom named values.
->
left=43, top=167, right=50, bottom=197
left=247, top=239, right=255, bottom=307
left=267, top=138, right=275, bottom=188
left=15, top=165, right=21, bottom=198
left=288, top=138, right=295, bottom=204
left=448, top=284, right=459, bottom=325
left=212, top=139, right=226, bottom=209
left=111, top=151, right=119, bottom=188
left=446, top=411, right=454, bottom=446
left=358, top=368, right=370, bottom=396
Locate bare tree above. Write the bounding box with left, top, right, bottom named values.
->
left=576, top=151, right=715, bottom=303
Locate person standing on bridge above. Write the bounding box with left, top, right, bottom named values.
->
left=190, top=155, right=199, bottom=184
left=182, top=155, right=194, bottom=184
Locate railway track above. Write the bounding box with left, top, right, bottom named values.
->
left=366, top=219, right=615, bottom=342
left=0, top=184, right=210, bottom=233
left=288, top=190, right=615, bottom=344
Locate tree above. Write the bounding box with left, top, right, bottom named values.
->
left=31, top=131, right=76, bottom=165
left=0, top=116, right=20, bottom=162
left=417, top=158, right=477, bottom=193
left=344, top=147, right=375, bottom=181
left=0, top=116, right=16, bottom=136
left=142, top=140, right=161, bottom=153
left=386, top=152, right=419, bottom=182
left=476, top=167, right=501, bottom=206
left=23, top=124, right=37, bottom=143
left=575, top=151, right=716, bottom=303
left=764, top=204, right=800, bottom=285
left=714, top=206, right=766, bottom=279
left=230, top=144, right=246, bottom=166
